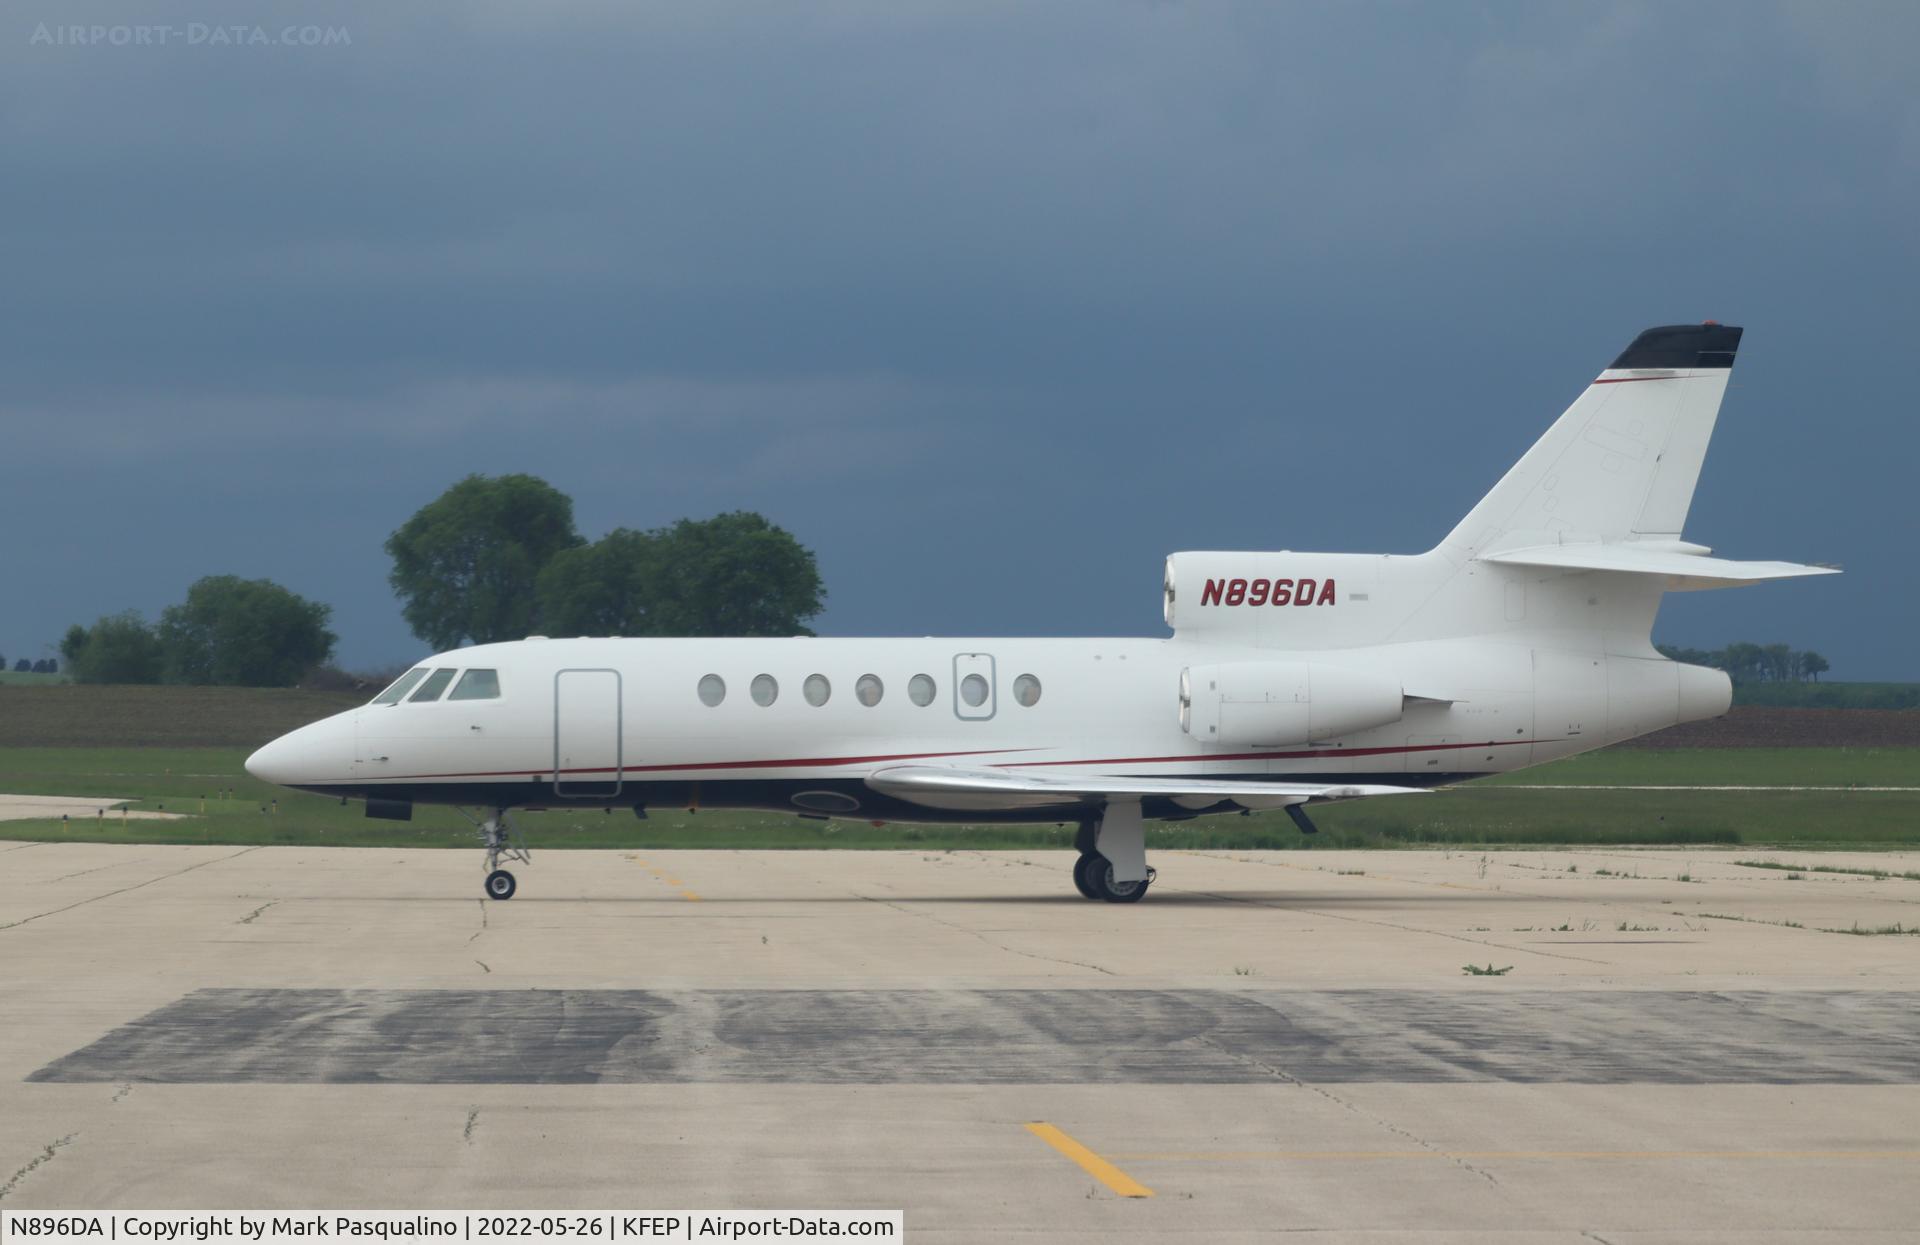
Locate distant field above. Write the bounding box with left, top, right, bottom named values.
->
left=2, top=744, right=1917, bottom=851
left=1732, top=681, right=1920, bottom=710
left=1632, top=706, right=1920, bottom=748
left=0, top=684, right=362, bottom=747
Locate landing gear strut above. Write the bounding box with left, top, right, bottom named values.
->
left=461, top=807, right=530, bottom=900
left=1070, top=800, right=1155, bottom=903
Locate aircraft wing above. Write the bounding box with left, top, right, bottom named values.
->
left=865, top=764, right=1428, bottom=813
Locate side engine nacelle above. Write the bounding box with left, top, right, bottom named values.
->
left=1180, top=661, right=1405, bottom=746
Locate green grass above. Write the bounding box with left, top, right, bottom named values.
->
left=1732, top=682, right=1920, bottom=710
left=1478, top=747, right=1920, bottom=788
left=0, top=670, right=72, bottom=686
left=3, top=745, right=1919, bottom=850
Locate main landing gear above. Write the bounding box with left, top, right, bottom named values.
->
left=1070, top=799, right=1155, bottom=903
left=461, top=807, right=530, bottom=900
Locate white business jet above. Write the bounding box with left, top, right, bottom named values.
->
left=248, top=324, right=1834, bottom=902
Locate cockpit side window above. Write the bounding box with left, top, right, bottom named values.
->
left=409, top=668, right=458, bottom=702
left=448, top=668, right=501, bottom=701
left=371, top=667, right=429, bottom=705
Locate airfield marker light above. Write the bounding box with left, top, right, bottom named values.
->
left=62, top=813, right=68, bottom=832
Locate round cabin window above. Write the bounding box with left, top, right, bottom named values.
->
left=751, top=674, right=779, bottom=706
left=698, top=674, right=726, bottom=706
left=804, top=674, right=831, bottom=706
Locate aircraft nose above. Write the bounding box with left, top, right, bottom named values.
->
left=244, top=734, right=298, bottom=785
left=246, top=714, right=351, bottom=787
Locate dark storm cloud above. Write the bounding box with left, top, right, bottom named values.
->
left=2, top=1, right=1913, bottom=672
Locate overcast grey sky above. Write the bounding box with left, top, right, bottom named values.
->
left=3, top=1, right=1913, bottom=676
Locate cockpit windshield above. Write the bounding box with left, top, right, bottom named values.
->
left=371, top=665, right=504, bottom=705
left=371, top=667, right=428, bottom=705
left=409, top=668, right=458, bottom=702
left=449, top=668, right=501, bottom=700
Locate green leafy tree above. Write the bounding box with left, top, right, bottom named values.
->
left=1661, top=640, right=1836, bottom=684
left=1717, top=642, right=1764, bottom=684
left=64, top=611, right=165, bottom=684
left=535, top=528, right=663, bottom=636
left=536, top=511, right=825, bottom=637
left=649, top=511, right=826, bottom=636
left=158, top=576, right=337, bottom=687
left=59, top=624, right=88, bottom=667
left=386, top=474, right=584, bottom=649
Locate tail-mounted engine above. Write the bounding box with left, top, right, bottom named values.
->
left=1180, top=661, right=1404, bottom=747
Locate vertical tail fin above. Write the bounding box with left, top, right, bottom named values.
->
left=1440, top=323, right=1743, bottom=557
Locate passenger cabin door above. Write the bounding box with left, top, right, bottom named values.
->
left=953, top=652, right=996, bottom=721
left=554, top=668, right=622, bottom=798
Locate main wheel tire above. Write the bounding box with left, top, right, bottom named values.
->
left=484, top=869, right=517, bottom=900
left=1092, top=860, right=1151, bottom=904
left=1072, top=852, right=1102, bottom=899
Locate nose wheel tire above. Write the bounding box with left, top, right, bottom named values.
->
left=484, top=869, right=517, bottom=900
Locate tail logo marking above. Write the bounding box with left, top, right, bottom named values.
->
left=1200, top=578, right=1337, bottom=608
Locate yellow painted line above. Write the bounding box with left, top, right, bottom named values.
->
left=1106, top=1149, right=1920, bottom=1164
left=1025, top=1123, right=1154, bottom=1198
left=678, top=889, right=702, bottom=902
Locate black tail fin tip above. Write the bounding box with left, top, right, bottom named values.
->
left=1611, top=323, right=1743, bottom=370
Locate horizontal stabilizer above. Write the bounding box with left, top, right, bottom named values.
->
left=1477, top=542, right=1839, bottom=592
left=866, top=764, right=1427, bottom=813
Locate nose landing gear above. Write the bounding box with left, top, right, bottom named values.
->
left=462, top=807, right=530, bottom=900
